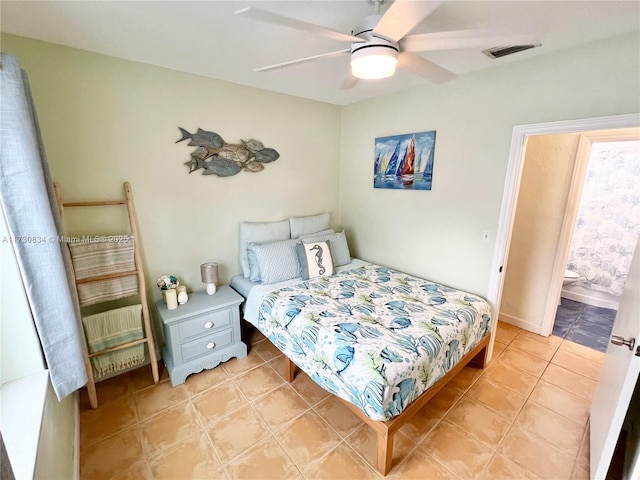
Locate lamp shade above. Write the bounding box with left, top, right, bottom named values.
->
left=200, top=262, right=219, bottom=284
left=350, top=46, right=398, bottom=80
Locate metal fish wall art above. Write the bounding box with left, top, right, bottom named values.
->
left=176, top=127, right=279, bottom=177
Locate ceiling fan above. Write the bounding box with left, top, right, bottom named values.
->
left=235, top=0, right=532, bottom=89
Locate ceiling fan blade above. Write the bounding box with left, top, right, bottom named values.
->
left=397, top=52, right=455, bottom=84
left=253, top=48, right=350, bottom=73
left=340, top=72, right=359, bottom=90
left=235, top=7, right=364, bottom=43
left=373, top=0, right=441, bottom=42
left=401, top=30, right=535, bottom=52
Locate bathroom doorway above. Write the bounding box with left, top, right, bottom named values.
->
left=486, top=114, right=640, bottom=356
left=547, top=134, right=640, bottom=350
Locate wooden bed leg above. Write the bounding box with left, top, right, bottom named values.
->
left=471, top=344, right=489, bottom=369
left=377, top=430, right=394, bottom=475
left=285, top=357, right=297, bottom=382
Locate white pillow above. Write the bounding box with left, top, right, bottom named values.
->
left=290, top=213, right=330, bottom=239
left=248, top=239, right=301, bottom=284
left=296, top=241, right=334, bottom=280
left=239, top=220, right=290, bottom=278
left=299, top=230, right=351, bottom=266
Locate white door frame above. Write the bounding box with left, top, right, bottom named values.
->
left=486, top=113, right=640, bottom=339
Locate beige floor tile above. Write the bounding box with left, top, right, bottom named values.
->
left=139, top=401, right=202, bottom=458
left=305, top=442, right=380, bottom=480
left=466, top=377, right=528, bottom=420
left=182, top=364, right=229, bottom=396
left=348, top=425, right=415, bottom=472
left=560, top=339, right=606, bottom=363
left=499, top=426, right=574, bottom=480
left=552, top=349, right=603, bottom=381
left=495, top=326, right=519, bottom=345
left=274, top=410, right=342, bottom=472
left=397, top=401, right=444, bottom=441
left=125, top=362, right=168, bottom=394
left=290, top=372, right=331, bottom=406
left=252, top=384, right=310, bottom=431
left=251, top=338, right=283, bottom=361
left=498, top=347, right=549, bottom=377
left=80, top=375, right=129, bottom=412
left=572, top=463, right=590, bottom=480
left=447, top=365, right=485, bottom=393
left=444, top=396, right=511, bottom=448
left=482, top=361, right=538, bottom=396
left=225, top=434, right=300, bottom=480
left=541, top=363, right=598, bottom=400
left=80, top=396, right=137, bottom=448
left=421, top=419, right=494, bottom=479
left=110, top=461, right=151, bottom=480
left=207, top=404, right=270, bottom=464
left=509, top=334, right=560, bottom=361
left=313, top=395, right=364, bottom=438
left=513, top=402, right=584, bottom=456
left=477, top=454, right=534, bottom=480
left=491, top=340, right=509, bottom=358
left=233, top=363, right=284, bottom=400
left=519, top=331, right=564, bottom=347
left=192, top=381, right=247, bottom=426
left=423, top=384, right=464, bottom=417
left=132, top=380, right=189, bottom=420
left=267, top=355, right=291, bottom=380
left=149, top=432, right=221, bottom=479
left=80, top=428, right=145, bottom=480
left=386, top=447, right=455, bottom=479
left=222, top=349, right=265, bottom=377
left=529, top=380, right=591, bottom=426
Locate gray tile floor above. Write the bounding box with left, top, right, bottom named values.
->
left=553, top=298, right=616, bottom=352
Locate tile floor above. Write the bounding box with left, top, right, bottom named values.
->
left=80, top=321, right=605, bottom=480
left=553, top=298, right=616, bottom=352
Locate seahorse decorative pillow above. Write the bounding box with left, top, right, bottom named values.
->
left=296, top=241, right=334, bottom=280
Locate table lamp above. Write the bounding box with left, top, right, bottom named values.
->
left=200, top=262, right=219, bottom=295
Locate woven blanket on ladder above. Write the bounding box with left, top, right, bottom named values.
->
left=82, top=305, right=145, bottom=379
left=68, top=234, right=138, bottom=306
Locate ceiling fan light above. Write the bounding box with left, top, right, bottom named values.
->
left=351, top=47, right=398, bottom=79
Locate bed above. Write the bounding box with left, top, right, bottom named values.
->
left=230, top=216, right=492, bottom=474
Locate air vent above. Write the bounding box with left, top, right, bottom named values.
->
left=482, top=43, right=541, bottom=59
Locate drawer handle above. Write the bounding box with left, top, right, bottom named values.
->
left=206, top=342, right=216, bottom=349
left=204, top=321, right=214, bottom=329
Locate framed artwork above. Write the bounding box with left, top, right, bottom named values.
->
left=374, top=131, right=436, bottom=190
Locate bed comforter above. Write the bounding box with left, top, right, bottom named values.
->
left=256, top=263, right=491, bottom=421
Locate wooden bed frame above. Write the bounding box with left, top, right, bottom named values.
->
left=283, top=333, right=491, bottom=475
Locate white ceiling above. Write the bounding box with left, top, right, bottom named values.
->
left=1, top=1, right=639, bottom=105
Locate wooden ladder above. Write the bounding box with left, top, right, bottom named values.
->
left=54, top=181, right=159, bottom=409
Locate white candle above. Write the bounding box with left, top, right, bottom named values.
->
left=165, top=289, right=178, bottom=310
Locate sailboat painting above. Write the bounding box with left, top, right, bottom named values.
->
left=374, top=131, right=436, bottom=190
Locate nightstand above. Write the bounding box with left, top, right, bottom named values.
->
left=157, top=286, right=247, bottom=386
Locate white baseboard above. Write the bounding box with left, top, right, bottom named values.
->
left=498, top=313, right=542, bottom=335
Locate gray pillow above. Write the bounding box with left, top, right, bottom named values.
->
left=239, top=220, right=290, bottom=278
left=300, top=230, right=351, bottom=266
left=248, top=239, right=301, bottom=284
left=290, top=213, right=330, bottom=238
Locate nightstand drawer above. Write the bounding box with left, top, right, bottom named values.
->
left=179, top=309, right=232, bottom=341
left=181, top=328, right=234, bottom=362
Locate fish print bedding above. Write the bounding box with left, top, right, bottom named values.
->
left=257, top=264, right=491, bottom=422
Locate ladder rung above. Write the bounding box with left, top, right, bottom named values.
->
left=63, top=200, right=127, bottom=207
left=76, top=270, right=138, bottom=285
left=88, top=338, right=148, bottom=358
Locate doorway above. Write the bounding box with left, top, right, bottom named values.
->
left=486, top=113, right=640, bottom=359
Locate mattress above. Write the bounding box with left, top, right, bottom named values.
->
left=239, top=261, right=491, bottom=422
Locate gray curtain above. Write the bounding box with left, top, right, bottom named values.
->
left=0, top=53, right=87, bottom=399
